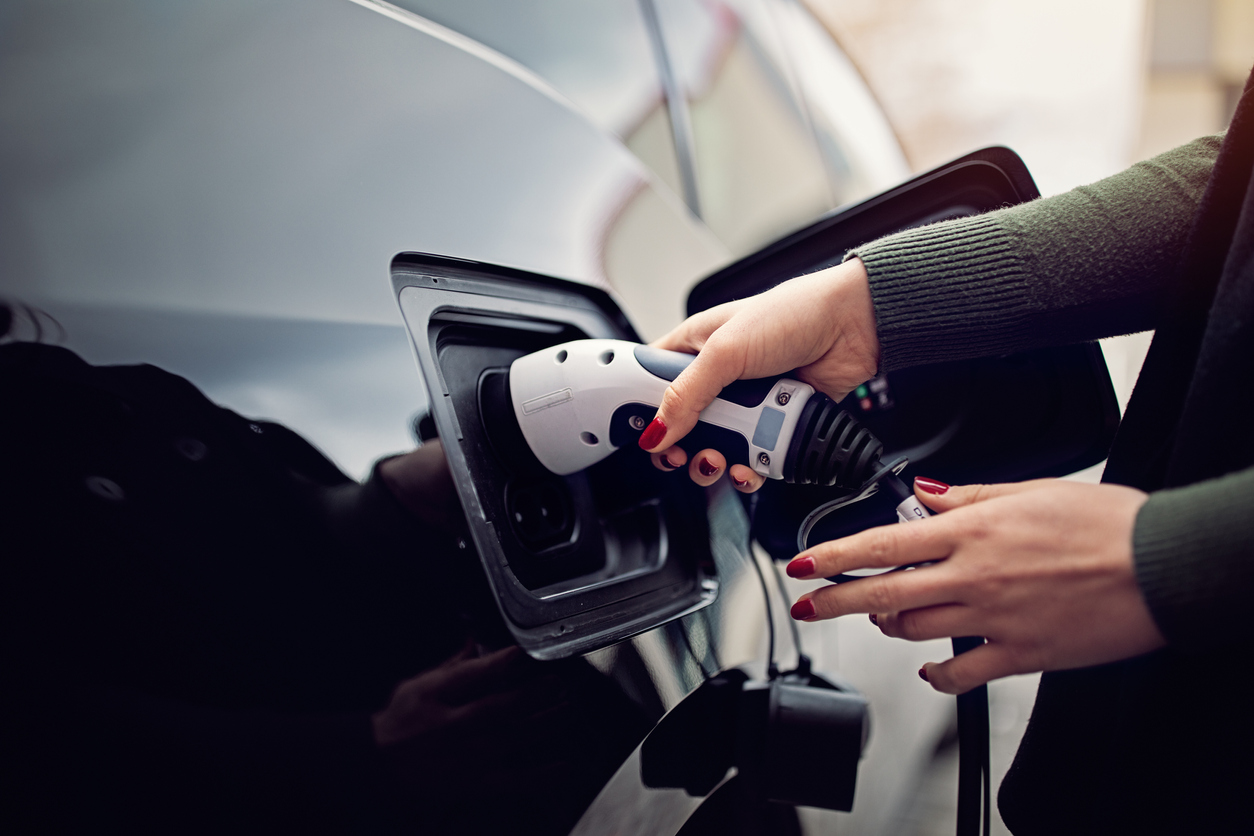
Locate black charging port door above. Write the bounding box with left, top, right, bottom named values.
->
left=687, top=148, right=1121, bottom=557
left=394, top=254, right=717, bottom=660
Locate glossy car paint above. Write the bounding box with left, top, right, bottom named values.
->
left=0, top=1, right=936, bottom=832
left=1, top=0, right=732, bottom=476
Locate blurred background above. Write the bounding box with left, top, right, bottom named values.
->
left=807, top=0, right=1254, bottom=416
left=798, top=1, right=1254, bottom=832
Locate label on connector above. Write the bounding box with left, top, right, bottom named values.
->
left=521, top=388, right=573, bottom=414
left=751, top=406, right=786, bottom=450
left=896, top=496, right=930, bottom=523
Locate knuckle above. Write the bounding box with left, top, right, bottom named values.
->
left=702, top=336, right=748, bottom=378
left=1012, top=642, right=1047, bottom=674
left=955, top=508, right=994, bottom=542
left=658, top=385, right=691, bottom=420
left=977, top=569, right=1011, bottom=601
left=864, top=529, right=899, bottom=565
left=894, top=612, right=924, bottom=641
left=861, top=579, right=898, bottom=614
left=966, top=483, right=992, bottom=505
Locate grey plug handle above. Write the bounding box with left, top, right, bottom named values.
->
left=632, top=345, right=787, bottom=409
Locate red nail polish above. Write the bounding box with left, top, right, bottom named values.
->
left=660, top=455, right=679, bottom=471
left=638, top=417, right=667, bottom=451
left=790, top=599, right=816, bottom=620
left=915, top=476, right=950, bottom=495
left=868, top=613, right=878, bottom=626
left=698, top=457, right=719, bottom=477
left=786, top=556, right=815, bottom=578
left=732, top=475, right=748, bottom=488
left=918, top=666, right=929, bottom=683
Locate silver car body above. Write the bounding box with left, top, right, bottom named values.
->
left=1, top=1, right=950, bottom=832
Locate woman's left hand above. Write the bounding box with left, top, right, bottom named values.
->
left=785, top=478, right=1167, bottom=694
left=378, top=440, right=462, bottom=533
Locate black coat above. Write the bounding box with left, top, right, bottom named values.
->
left=1, top=341, right=648, bottom=835
left=998, top=72, right=1254, bottom=834
left=1, top=342, right=466, bottom=832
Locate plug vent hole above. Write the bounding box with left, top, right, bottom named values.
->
left=580, top=432, right=599, bottom=446
left=555, top=349, right=568, bottom=364
left=598, top=350, right=615, bottom=365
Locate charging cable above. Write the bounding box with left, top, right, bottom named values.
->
left=795, top=456, right=990, bottom=836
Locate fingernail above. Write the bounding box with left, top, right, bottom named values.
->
left=915, top=476, right=950, bottom=495
left=790, top=598, right=816, bottom=620
left=638, top=417, right=667, bottom=451
left=918, top=666, right=929, bottom=683
left=698, top=457, right=719, bottom=477
left=786, top=556, right=815, bottom=578
left=869, top=613, right=878, bottom=626
left=660, top=455, right=679, bottom=471
left=732, top=475, right=749, bottom=488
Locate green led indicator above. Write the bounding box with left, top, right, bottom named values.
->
left=855, top=385, right=868, bottom=399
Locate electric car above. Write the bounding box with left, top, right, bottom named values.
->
left=0, top=1, right=1117, bottom=832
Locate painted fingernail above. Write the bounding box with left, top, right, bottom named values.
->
left=915, top=476, right=950, bottom=495
left=868, top=613, right=878, bottom=626
left=698, top=457, right=719, bottom=477
left=638, top=417, right=667, bottom=451
left=790, top=598, right=816, bottom=620
left=786, top=556, right=815, bottom=578
left=660, top=455, right=680, bottom=471
left=918, top=666, right=929, bottom=683
left=732, top=475, right=749, bottom=488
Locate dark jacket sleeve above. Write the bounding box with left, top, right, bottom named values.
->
left=849, top=134, right=1222, bottom=372
left=844, top=137, right=1250, bottom=651
left=1132, top=466, right=1254, bottom=648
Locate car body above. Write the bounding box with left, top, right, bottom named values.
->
left=0, top=2, right=1117, bottom=833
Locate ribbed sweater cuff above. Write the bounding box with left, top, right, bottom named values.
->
left=1133, top=466, right=1254, bottom=647
left=847, top=214, right=1033, bottom=372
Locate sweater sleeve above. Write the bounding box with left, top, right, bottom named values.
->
left=1133, top=465, right=1254, bottom=648
left=849, top=135, right=1222, bottom=372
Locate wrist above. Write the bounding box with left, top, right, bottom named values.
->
left=822, top=257, right=880, bottom=384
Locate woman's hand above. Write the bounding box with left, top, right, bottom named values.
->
left=784, top=478, right=1166, bottom=694
left=373, top=644, right=567, bottom=798
left=639, top=259, right=880, bottom=493
left=377, top=440, right=462, bottom=533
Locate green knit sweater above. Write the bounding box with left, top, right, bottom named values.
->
left=849, top=135, right=1248, bottom=648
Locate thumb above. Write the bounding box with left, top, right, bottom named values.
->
left=921, top=641, right=1021, bottom=695
left=639, top=339, right=744, bottom=453
left=912, top=477, right=1055, bottom=513
left=440, top=637, right=478, bottom=667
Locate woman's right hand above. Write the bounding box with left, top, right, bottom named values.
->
left=639, top=258, right=881, bottom=492
left=373, top=644, right=567, bottom=800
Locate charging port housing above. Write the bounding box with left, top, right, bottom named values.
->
left=394, top=254, right=719, bottom=659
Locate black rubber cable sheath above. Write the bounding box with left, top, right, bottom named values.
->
left=953, top=635, right=991, bottom=836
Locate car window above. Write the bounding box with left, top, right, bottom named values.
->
left=390, top=0, right=687, bottom=201
left=771, top=0, right=909, bottom=205
left=651, top=0, right=834, bottom=256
